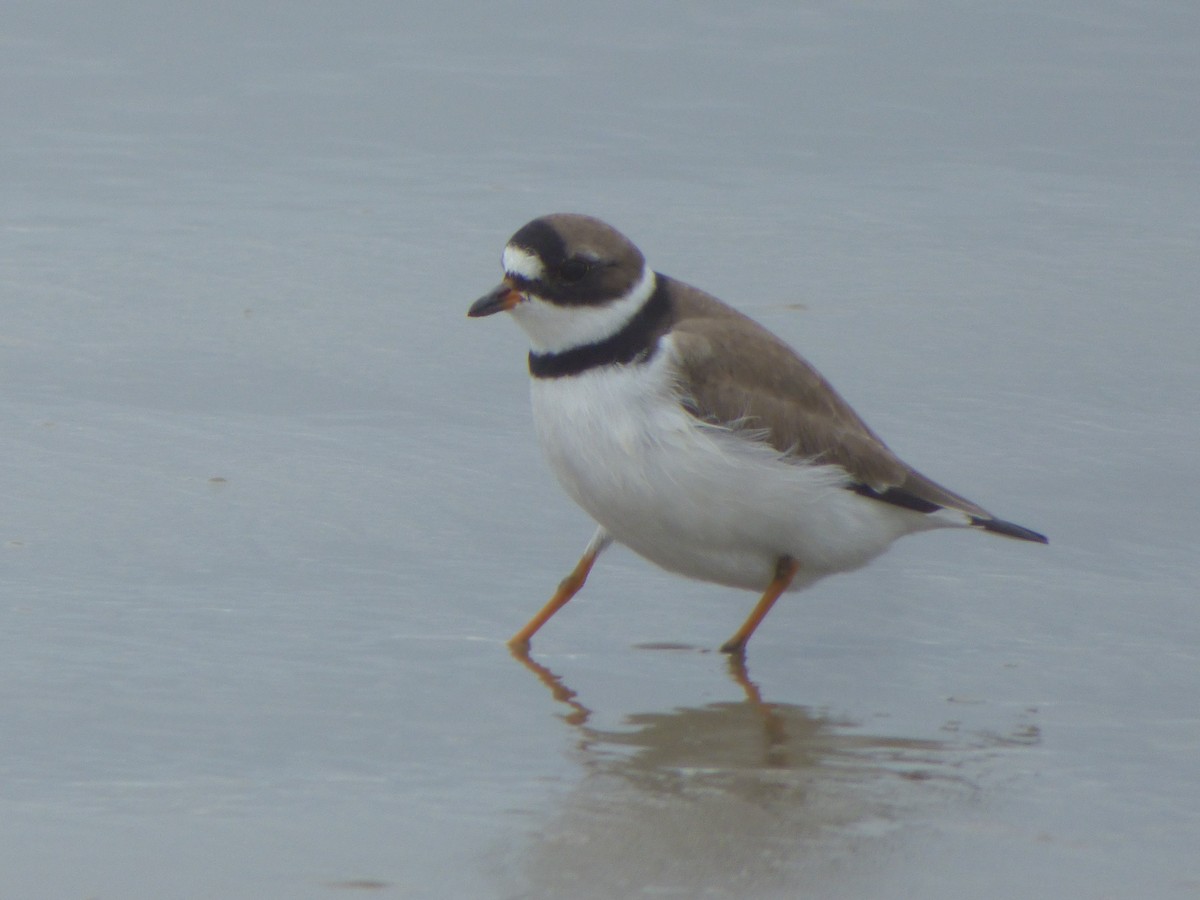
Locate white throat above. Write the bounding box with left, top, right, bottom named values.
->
left=508, top=262, right=657, bottom=354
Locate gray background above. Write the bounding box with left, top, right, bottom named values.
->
left=3, top=1, right=1198, bottom=897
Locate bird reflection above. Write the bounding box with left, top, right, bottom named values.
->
left=506, top=646, right=1037, bottom=899
left=510, top=645, right=951, bottom=777
left=509, top=647, right=592, bottom=727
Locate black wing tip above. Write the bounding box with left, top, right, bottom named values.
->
left=850, top=483, right=942, bottom=514
left=970, top=516, right=1048, bottom=544
left=851, top=484, right=1049, bottom=545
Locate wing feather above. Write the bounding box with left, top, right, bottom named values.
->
left=663, top=280, right=992, bottom=519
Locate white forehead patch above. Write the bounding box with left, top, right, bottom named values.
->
left=502, top=245, right=545, bottom=281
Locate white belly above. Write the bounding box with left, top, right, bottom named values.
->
left=530, top=347, right=935, bottom=592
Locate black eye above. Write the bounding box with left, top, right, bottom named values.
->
left=558, top=258, right=591, bottom=283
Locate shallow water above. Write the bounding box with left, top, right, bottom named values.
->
left=3, top=1, right=1199, bottom=897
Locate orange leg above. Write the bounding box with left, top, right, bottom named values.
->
left=509, top=528, right=612, bottom=650
left=720, top=556, right=800, bottom=655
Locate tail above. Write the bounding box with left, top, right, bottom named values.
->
left=969, top=516, right=1048, bottom=544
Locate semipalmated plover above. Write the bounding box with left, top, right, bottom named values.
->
left=469, top=214, right=1046, bottom=654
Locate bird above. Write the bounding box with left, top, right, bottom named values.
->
left=468, top=213, right=1046, bottom=655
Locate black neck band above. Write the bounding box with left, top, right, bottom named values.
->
left=528, top=276, right=671, bottom=379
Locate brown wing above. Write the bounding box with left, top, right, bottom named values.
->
left=663, top=278, right=993, bottom=519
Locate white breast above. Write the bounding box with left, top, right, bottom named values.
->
left=530, top=338, right=936, bottom=592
